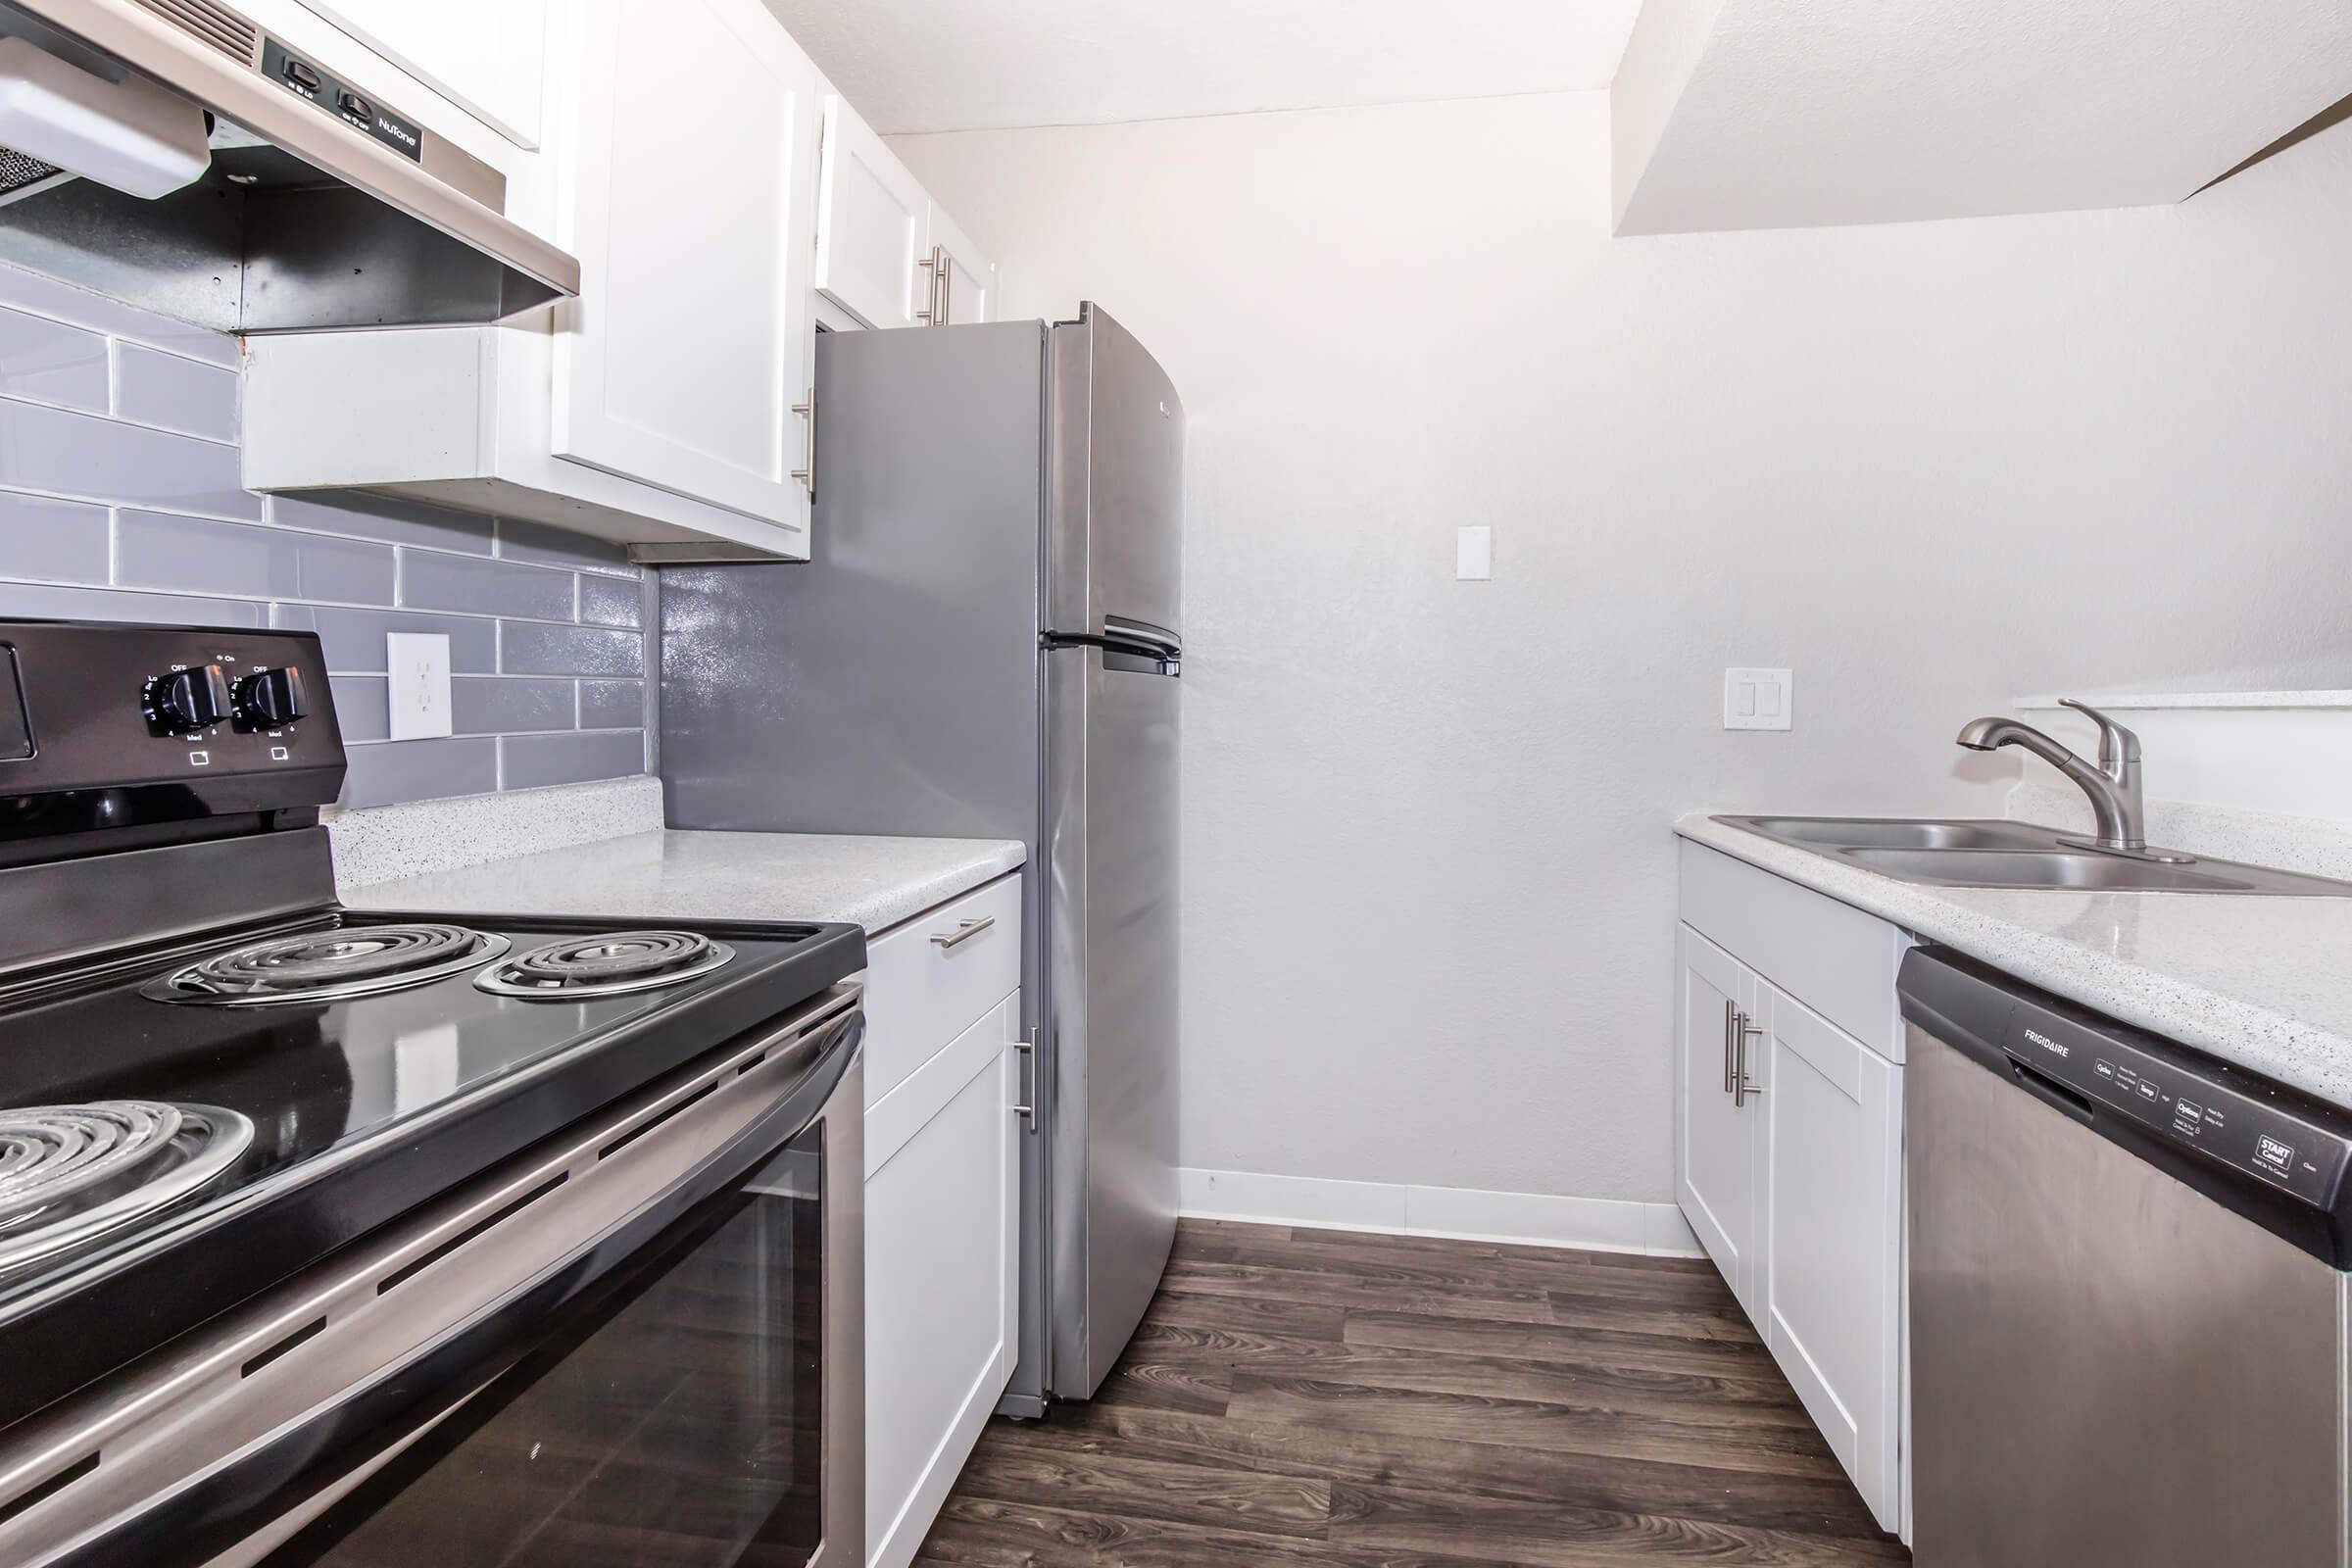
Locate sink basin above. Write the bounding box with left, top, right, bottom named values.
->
left=1838, top=847, right=2264, bottom=893
left=1713, top=814, right=2352, bottom=897
left=1736, top=816, right=2058, bottom=852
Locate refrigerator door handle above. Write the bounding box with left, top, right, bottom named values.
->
left=1100, top=615, right=1180, bottom=660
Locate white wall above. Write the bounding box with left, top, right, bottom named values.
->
left=896, top=94, right=2352, bottom=1208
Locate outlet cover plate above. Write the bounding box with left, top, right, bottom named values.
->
left=1724, top=667, right=1792, bottom=731
left=388, top=632, right=454, bottom=741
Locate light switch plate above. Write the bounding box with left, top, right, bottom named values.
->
left=1724, top=667, right=1792, bottom=730
left=1456, top=525, right=1493, bottom=581
left=387, top=632, right=453, bottom=741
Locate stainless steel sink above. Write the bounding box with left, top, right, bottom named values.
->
left=1838, top=847, right=2266, bottom=892
left=1714, top=815, right=2352, bottom=897
left=1736, top=816, right=2057, bottom=852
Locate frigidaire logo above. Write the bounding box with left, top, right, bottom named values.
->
left=2024, top=1027, right=2071, bottom=1058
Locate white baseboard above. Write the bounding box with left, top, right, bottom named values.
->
left=1178, top=1167, right=1702, bottom=1258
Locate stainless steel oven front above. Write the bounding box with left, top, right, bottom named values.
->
left=0, top=987, right=865, bottom=1568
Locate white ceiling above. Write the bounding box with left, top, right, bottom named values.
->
left=761, top=0, right=1646, bottom=134
left=1613, top=0, right=2352, bottom=233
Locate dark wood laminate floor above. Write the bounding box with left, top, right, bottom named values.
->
left=916, top=1219, right=1910, bottom=1567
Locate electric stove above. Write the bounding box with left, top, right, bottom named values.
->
left=0, top=618, right=866, bottom=1467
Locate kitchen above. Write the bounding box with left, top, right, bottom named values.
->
left=0, top=0, right=2346, bottom=1562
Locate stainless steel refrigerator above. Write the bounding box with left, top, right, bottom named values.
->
left=659, top=303, right=1182, bottom=1410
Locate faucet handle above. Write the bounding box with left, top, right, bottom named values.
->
left=2059, top=699, right=2142, bottom=772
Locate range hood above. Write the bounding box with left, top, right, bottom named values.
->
left=0, top=0, right=578, bottom=331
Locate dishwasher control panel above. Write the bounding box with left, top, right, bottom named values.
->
left=1903, top=944, right=2352, bottom=1267
left=2003, top=1003, right=2352, bottom=1207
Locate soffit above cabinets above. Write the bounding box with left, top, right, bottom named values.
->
left=1612, top=0, right=2352, bottom=234
left=758, top=0, right=1643, bottom=133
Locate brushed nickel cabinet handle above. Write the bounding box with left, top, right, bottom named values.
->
left=1723, top=998, right=1737, bottom=1094
left=930, top=915, right=994, bottom=950
left=1735, top=1012, right=1766, bottom=1107
left=914, top=244, right=944, bottom=323
left=790, top=388, right=815, bottom=498
left=1013, top=1031, right=1036, bottom=1129
left=937, top=253, right=953, bottom=325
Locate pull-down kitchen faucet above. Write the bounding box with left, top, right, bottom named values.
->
left=1955, top=698, right=2164, bottom=857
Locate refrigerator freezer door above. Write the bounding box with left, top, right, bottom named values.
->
left=1048, top=304, right=1184, bottom=641
left=1046, top=640, right=1180, bottom=1397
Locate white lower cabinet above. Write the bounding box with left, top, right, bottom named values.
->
left=1676, top=840, right=1910, bottom=1535
left=858, top=879, right=1024, bottom=1568
left=1754, top=983, right=1903, bottom=1524
left=1675, top=926, right=1763, bottom=1313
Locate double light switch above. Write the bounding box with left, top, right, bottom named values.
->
left=1724, top=667, right=1792, bottom=731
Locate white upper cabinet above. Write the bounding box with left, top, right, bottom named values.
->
left=815, top=94, right=998, bottom=332
left=926, top=203, right=997, bottom=326
left=815, top=96, right=933, bottom=331
left=551, top=0, right=819, bottom=535
left=296, top=0, right=549, bottom=149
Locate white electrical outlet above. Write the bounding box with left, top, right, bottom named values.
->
left=1456, top=525, right=1493, bottom=581
left=1724, top=667, right=1792, bottom=731
left=387, top=632, right=453, bottom=741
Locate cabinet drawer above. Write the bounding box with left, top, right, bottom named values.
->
left=860, top=873, right=1021, bottom=1106
left=1679, top=842, right=1911, bottom=1061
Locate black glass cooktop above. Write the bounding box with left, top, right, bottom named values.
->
left=0, top=907, right=864, bottom=1431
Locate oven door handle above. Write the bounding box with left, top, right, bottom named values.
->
left=45, top=1013, right=861, bottom=1568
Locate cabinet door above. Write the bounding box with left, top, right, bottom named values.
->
left=863, top=993, right=1020, bottom=1568
left=1758, top=983, right=1902, bottom=1530
left=927, top=203, right=997, bottom=326
left=1676, top=923, right=1761, bottom=1312
left=551, top=0, right=817, bottom=536
left=814, top=96, right=931, bottom=331
left=298, top=0, right=548, bottom=148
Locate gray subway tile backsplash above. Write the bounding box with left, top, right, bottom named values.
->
left=578, top=679, right=645, bottom=730
left=0, top=265, right=654, bottom=808
left=269, top=491, right=495, bottom=556
left=119, top=510, right=396, bottom=606
left=0, top=397, right=261, bottom=520
left=0, top=306, right=109, bottom=413
left=453, top=676, right=574, bottom=736
left=270, top=604, right=500, bottom=673
left=344, top=737, right=500, bottom=808
left=329, top=676, right=391, bottom=743
left=500, top=620, right=645, bottom=678
left=575, top=572, right=642, bottom=630
left=400, top=548, right=574, bottom=622
left=501, top=729, right=645, bottom=790
left=0, top=581, right=266, bottom=627
left=496, top=516, right=635, bottom=575
left=114, top=342, right=238, bottom=442
left=0, top=492, right=108, bottom=583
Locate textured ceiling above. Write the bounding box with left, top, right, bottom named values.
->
left=761, top=0, right=1646, bottom=134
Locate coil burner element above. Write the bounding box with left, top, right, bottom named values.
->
left=474, top=931, right=734, bottom=1000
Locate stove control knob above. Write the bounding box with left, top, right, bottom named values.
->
left=234, top=665, right=308, bottom=727
left=152, top=663, right=231, bottom=730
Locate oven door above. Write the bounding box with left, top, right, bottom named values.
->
left=0, top=996, right=862, bottom=1568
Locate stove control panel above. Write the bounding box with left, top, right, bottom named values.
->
left=0, top=620, right=346, bottom=839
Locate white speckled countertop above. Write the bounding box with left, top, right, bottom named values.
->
left=1677, top=812, right=2352, bottom=1109
left=344, top=829, right=1026, bottom=934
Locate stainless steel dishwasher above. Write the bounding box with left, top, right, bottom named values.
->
left=1900, top=948, right=2352, bottom=1567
